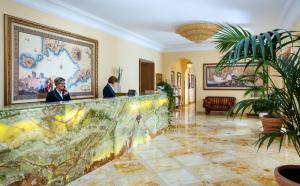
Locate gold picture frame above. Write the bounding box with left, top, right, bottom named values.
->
left=177, top=72, right=181, bottom=89
left=4, top=15, right=98, bottom=105
left=156, top=73, right=163, bottom=85
left=171, top=71, right=175, bottom=86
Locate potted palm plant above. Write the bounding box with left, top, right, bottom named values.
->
left=228, top=68, right=282, bottom=134
left=259, top=92, right=283, bottom=134
left=213, top=25, right=300, bottom=185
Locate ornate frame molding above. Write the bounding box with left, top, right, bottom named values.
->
left=4, top=14, right=99, bottom=105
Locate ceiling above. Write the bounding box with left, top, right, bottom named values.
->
left=16, top=0, right=300, bottom=52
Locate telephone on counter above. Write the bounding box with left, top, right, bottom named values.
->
left=127, top=89, right=136, bottom=96
left=62, top=86, right=67, bottom=95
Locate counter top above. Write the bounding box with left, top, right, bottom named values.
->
left=0, top=94, right=164, bottom=112
left=0, top=93, right=169, bottom=185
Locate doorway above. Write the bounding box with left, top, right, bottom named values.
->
left=184, top=63, right=196, bottom=106
left=139, top=59, right=155, bottom=95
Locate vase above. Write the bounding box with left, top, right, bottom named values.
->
left=274, top=165, right=300, bottom=186
left=117, top=80, right=121, bottom=93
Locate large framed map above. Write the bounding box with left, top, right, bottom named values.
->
left=4, top=15, right=98, bottom=105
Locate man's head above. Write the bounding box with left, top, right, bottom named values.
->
left=108, top=76, right=118, bottom=84
left=54, top=77, right=66, bottom=91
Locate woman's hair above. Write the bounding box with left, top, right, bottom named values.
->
left=108, top=76, right=118, bottom=84
left=54, top=77, right=65, bottom=86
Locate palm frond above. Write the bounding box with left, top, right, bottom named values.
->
left=213, top=24, right=251, bottom=54
left=215, top=27, right=300, bottom=68
left=227, top=99, right=258, bottom=118
left=215, top=24, right=300, bottom=157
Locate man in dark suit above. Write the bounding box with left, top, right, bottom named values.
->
left=103, top=76, right=118, bottom=98
left=46, top=77, right=71, bottom=102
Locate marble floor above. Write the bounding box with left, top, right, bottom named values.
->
left=68, top=104, right=299, bottom=186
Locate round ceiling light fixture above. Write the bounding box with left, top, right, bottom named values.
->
left=176, top=23, right=218, bottom=43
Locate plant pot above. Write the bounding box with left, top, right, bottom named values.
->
left=260, top=115, right=282, bottom=134
left=274, top=165, right=300, bottom=186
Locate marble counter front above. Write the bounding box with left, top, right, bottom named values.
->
left=0, top=94, right=169, bottom=185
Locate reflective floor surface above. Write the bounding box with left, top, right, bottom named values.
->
left=68, top=104, right=299, bottom=186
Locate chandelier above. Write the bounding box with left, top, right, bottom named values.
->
left=176, top=23, right=218, bottom=43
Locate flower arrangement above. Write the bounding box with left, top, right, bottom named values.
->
left=114, top=67, right=123, bottom=92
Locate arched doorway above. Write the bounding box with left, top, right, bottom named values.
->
left=184, top=62, right=196, bottom=106
left=170, top=58, right=196, bottom=111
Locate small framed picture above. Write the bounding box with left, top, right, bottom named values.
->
left=156, top=73, right=163, bottom=85
left=171, top=71, right=175, bottom=86
left=177, top=72, right=181, bottom=89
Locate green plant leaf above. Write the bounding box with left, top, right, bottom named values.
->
left=279, top=134, right=285, bottom=152
left=244, top=37, right=250, bottom=62
left=251, top=35, right=257, bottom=62
left=263, top=32, right=273, bottom=59
left=214, top=24, right=300, bottom=157
left=235, top=40, right=244, bottom=61
left=258, top=35, right=266, bottom=62
left=267, top=133, right=277, bottom=149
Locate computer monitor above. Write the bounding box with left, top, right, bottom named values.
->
left=127, top=89, right=136, bottom=96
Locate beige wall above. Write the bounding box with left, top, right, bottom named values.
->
left=0, top=0, right=162, bottom=106
left=162, top=50, right=246, bottom=112
left=292, top=16, right=300, bottom=30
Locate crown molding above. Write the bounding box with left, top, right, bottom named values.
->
left=162, top=42, right=216, bottom=53
left=15, top=0, right=164, bottom=51
left=15, top=0, right=221, bottom=53
left=14, top=0, right=300, bottom=53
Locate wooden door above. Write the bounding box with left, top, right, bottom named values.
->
left=139, top=59, right=155, bottom=95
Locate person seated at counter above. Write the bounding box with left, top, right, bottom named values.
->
left=46, top=77, right=71, bottom=102
left=103, top=76, right=118, bottom=98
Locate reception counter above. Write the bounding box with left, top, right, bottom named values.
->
left=0, top=94, right=169, bottom=185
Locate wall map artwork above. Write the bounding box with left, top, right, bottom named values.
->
left=4, top=15, right=98, bottom=105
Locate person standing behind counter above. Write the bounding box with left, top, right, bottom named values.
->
left=46, top=77, right=71, bottom=102
left=103, top=76, right=118, bottom=98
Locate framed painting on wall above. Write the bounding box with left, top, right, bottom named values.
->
left=156, top=73, right=162, bottom=85
left=177, top=72, right=181, bottom=89
left=4, top=15, right=98, bottom=105
left=171, top=71, right=175, bottom=86
left=203, top=63, right=264, bottom=90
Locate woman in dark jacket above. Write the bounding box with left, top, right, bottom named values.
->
left=103, top=76, right=118, bottom=98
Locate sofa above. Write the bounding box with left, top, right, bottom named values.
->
left=203, top=96, right=236, bottom=114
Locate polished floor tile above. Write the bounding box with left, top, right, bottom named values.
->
left=113, top=160, right=146, bottom=175
left=144, top=157, right=181, bottom=171
left=173, top=154, right=209, bottom=166
left=115, top=173, right=161, bottom=186
left=68, top=104, right=299, bottom=186
left=189, top=163, right=238, bottom=182
left=157, top=169, right=199, bottom=185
